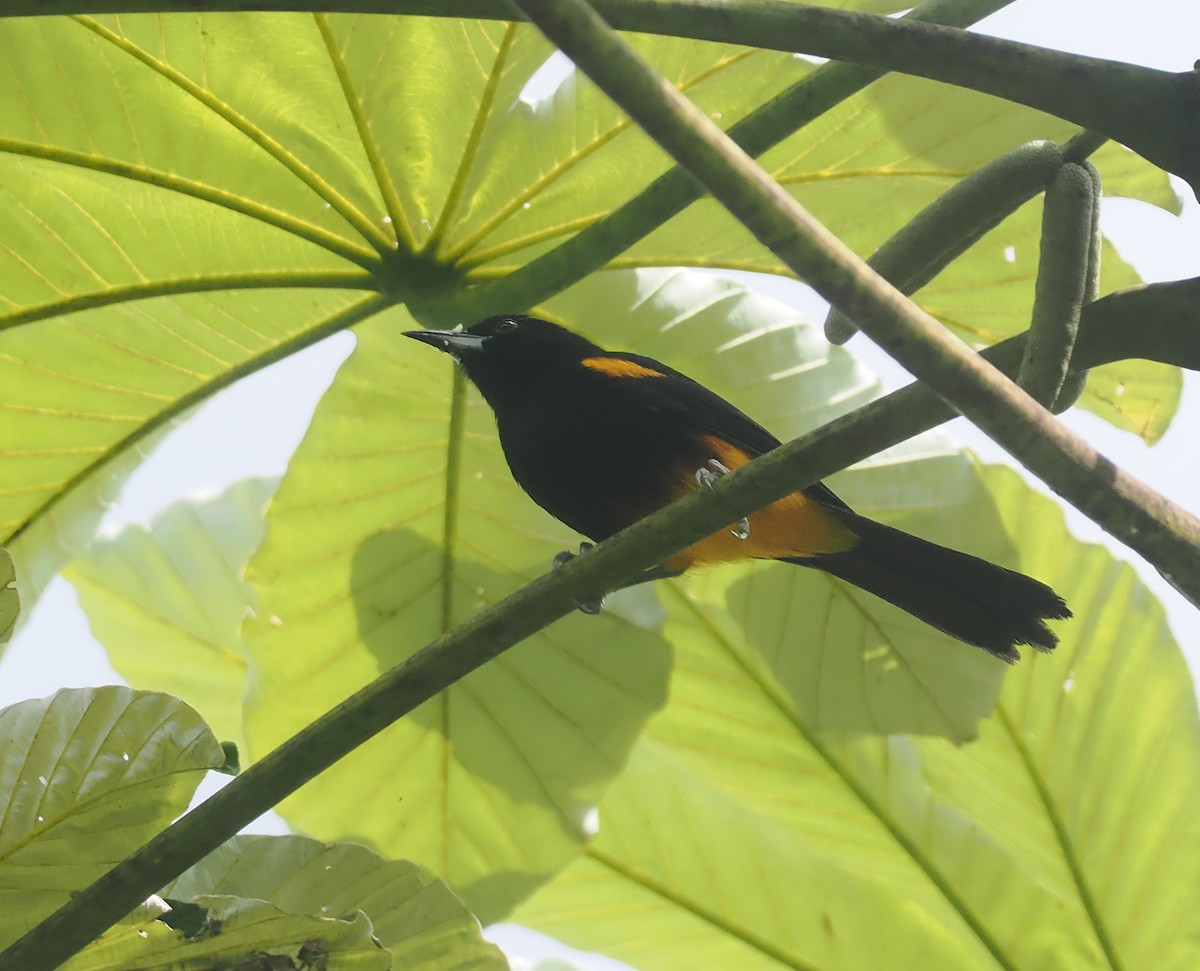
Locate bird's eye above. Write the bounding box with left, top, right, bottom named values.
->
left=496, top=317, right=519, bottom=333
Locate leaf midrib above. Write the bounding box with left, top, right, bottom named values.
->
left=997, top=705, right=1124, bottom=971
left=586, top=842, right=821, bottom=971
left=665, top=584, right=1015, bottom=970
left=0, top=137, right=381, bottom=270
left=75, top=14, right=396, bottom=256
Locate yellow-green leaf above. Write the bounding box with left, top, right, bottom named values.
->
left=65, top=478, right=276, bottom=748
left=0, top=686, right=226, bottom=949
left=918, top=465, right=1200, bottom=970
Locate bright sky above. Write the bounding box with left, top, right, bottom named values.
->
left=0, top=2, right=1195, bottom=968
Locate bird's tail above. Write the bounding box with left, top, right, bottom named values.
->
left=790, top=512, right=1070, bottom=663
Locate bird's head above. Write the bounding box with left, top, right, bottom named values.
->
left=403, top=315, right=601, bottom=407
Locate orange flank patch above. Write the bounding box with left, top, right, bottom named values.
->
left=665, top=435, right=858, bottom=571
left=580, top=356, right=666, bottom=379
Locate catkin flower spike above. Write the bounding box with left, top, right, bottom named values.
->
left=824, top=139, right=1065, bottom=344
left=1018, top=161, right=1099, bottom=408
left=1052, top=160, right=1103, bottom=413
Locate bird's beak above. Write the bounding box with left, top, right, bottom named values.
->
left=402, top=329, right=488, bottom=355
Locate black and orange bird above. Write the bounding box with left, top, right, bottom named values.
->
left=404, top=315, right=1070, bottom=662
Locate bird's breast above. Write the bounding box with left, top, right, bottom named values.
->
left=494, top=378, right=685, bottom=542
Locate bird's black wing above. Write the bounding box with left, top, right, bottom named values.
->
left=611, top=352, right=854, bottom=513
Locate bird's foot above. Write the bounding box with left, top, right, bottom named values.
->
left=552, top=542, right=603, bottom=614
left=552, top=541, right=594, bottom=570
left=694, top=457, right=731, bottom=489
left=694, top=458, right=750, bottom=540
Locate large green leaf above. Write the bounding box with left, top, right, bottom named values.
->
left=917, top=465, right=1200, bottom=970
left=240, top=304, right=672, bottom=925
left=161, top=835, right=507, bottom=970
left=59, top=834, right=508, bottom=970
left=1, top=13, right=1180, bottom=647
left=0, top=12, right=388, bottom=629
left=434, top=39, right=812, bottom=269
left=0, top=686, right=227, bottom=949
left=519, top=740, right=989, bottom=969
left=377, top=0, right=928, bottom=266
left=516, top=631, right=1093, bottom=967
left=0, top=12, right=805, bottom=661
left=514, top=464, right=1199, bottom=969
left=65, top=477, right=276, bottom=748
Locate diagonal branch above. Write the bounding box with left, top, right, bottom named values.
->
left=0, top=398, right=946, bottom=971
left=506, top=0, right=1200, bottom=605
left=3, top=271, right=1196, bottom=969
left=589, top=0, right=1197, bottom=198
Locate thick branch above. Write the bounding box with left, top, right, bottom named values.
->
left=589, top=0, right=1199, bottom=198
left=1074, top=277, right=1200, bottom=373
left=3, top=255, right=1196, bottom=969
left=509, top=0, right=1200, bottom=602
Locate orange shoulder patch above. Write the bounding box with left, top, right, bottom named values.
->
left=581, top=356, right=665, bottom=379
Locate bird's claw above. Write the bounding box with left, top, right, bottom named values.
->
left=695, top=458, right=750, bottom=540
left=552, top=543, right=603, bottom=614
left=553, top=542, right=594, bottom=566
left=694, top=458, right=731, bottom=489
